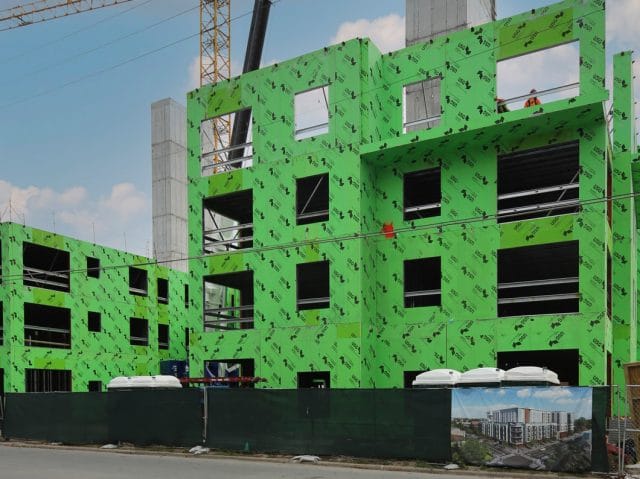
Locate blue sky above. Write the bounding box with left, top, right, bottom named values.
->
left=452, top=387, right=593, bottom=419
left=0, top=0, right=638, bottom=256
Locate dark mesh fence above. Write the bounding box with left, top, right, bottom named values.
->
left=591, top=386, right=609, bottom=473
left=3, top=392, right=109, bottom=444
left=205, top=388, right=451, bottom=461
left=107, top=389, right=202, bottom=446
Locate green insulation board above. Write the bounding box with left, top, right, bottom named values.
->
left=185, top=0, right=636, bottom=389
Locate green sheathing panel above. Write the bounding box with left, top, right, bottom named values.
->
left=611, top=52, right=638, bottom=395
left=0, top=223, right=192, bottom=392
left=186, top=0, right=630, bottom=389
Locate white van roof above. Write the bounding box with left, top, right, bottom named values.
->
left=458, top=367, right=505, bottom=384
left=503, top=366, right=560, bottom=385
left=107, top=375, right=181, bottom=390
left=412, top=369, right=461, bottom=387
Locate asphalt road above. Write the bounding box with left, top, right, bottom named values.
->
left=0, top=445, right=474, bottom=479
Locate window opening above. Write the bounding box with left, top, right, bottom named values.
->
left=297, top=261, right=330, bottom=310
left=130, top=317, right=149, bottom=346
left=294, top=85, right=329, bottom=140
left=296, top=173, right=329, bottom=225
left=23, top=242, right=70, bottom=292
left=205, top=359, right=255, bottom=388
left=158, top=323, right=169, bottom=350
left=88, top=311, right=101, bottom=333
left=498, top=141, right=580, bottom=222
left=88, top=380, right=102, bottom=392
left=496, top=42, right=579, bottom=112
left=498, top=241, right=579, bottom=317
left=403, top=76, right=441, bottom=132
left=204, top=271, right=254, bottom=330
left=185, top=284, right=190, bottom=308
left=403, top=370, right=424, bottom=388
left=25, top=368, right=72, bottom=392
left=404, top=168, right=441, bottom=221
left=86, top=256, right=100, bottom=279
left=497, top=349, right=579, bottom=386
left=203, top=189, right=253, bottom=253
left=129, top=267, right=148, bottom=296
left=0, top=302, right=3, bottom=346
left=404, top=257, right=441, bottom=308
left=158, top=277, right=169, bottom=304
left=24, top=303, right=71, bottom=349
left=297, top=371, right=330, bottom=388
left=201, top=108, right=253, bottom=174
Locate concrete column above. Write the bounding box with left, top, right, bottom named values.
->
left=151, top=98, right=188, bottom=272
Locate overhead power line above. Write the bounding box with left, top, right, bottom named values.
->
left=0, top=188, right=635, bottom=284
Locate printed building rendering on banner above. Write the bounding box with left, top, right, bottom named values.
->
left=451, top=387, right=593, bottom=471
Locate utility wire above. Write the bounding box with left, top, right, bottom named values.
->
left=0, top=188, right=636, bottom=284
left=0, top=2, right=200, bottom=86
left=0, top=3, right=599, bottom=113
left=0, top=0, right=155, bottom=65
left=0, top=1, right=282, bottom=111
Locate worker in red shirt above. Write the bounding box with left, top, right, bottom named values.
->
left=524, top=89, right=542, bottom=107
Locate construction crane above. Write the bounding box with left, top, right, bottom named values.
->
left=0, top=0, right=134, bottom=32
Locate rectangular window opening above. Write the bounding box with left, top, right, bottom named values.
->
left=497, top=349, right=579, bottom=386
left=498, top=241, right=579, bottom=317
left=130, top=317, right=149, bottom=346
left=129, top=266, right=148, bottom=296
left=88, top=380, right=102, bottom=392
left=201, top=107, right=253, bottom=175
left=25, top=368, right=72, bottom=393
left=184, top=284, right=190, bottom=308
left=204, top=271, right=254, bottom=331
left=403, top=76, right=441, bottom=133
left=0, top=302, right=3, bottom=346
left=404, top=257, right=441, bottom=308
left=403, top=370, right=425, bottom=388
left=297, top=260, right=330, bottom=311
left=204, top=359, right=255, bottom=388
left=498, top=141, right=580, bottom=223
left=404, top=167, right=441, bottom=221
left=158, top=323, right=169, bottom=350
left=157, top=277, right=169, bottom=304
left=296, top=173, right=329, bottom=225
left=24, top=302, right=71, bottom=349
left=297, top=371, right=330, bottom=389
left=496, top=42, right=579, bottom=112
left=295, top=85, right=329, bottom=140
left=86, top=256, right=100, bottom=279
left=203, top=189, right=253, bottom=253
left=88, top=311, right=101, bottom=333
left=23, top=242, right=70, bottom=293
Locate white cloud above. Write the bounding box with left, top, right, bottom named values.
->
left=532, top=388, right=572, bottom=400
left=331, top=13, right=405, bottom=54
left=187, top=56, right=243, bottom=91
left=516, top=388, right=531, bottom=398
left=607, top=0, right=640, bottom=50
left=0, top=180, right=150, bottom=255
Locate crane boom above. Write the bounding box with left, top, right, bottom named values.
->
left=0, top=0, right=134, bottom=32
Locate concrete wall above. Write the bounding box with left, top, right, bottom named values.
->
left=151, top=98, right=187, bottom=272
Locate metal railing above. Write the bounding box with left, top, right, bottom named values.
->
left=497, top=82, right=580, bottom=110
left=203, top=222, right=253, bottom=253
left=403, top=115, right=441, bottom=132
left=201, top=142, right=253, bottom=174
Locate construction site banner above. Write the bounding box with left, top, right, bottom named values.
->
left=451, top=387, right=593, bottom=472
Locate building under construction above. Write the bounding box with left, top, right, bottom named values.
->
left=185, top=0, right=639, bottom=390
left=0, top=222, right=193, bottom=392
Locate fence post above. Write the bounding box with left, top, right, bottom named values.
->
left=202, top=387, right=208, bottom=444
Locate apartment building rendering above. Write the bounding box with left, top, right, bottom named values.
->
left=185, top=0, right=640, bottom=390
left=0, top=222, right=194, bottom=392
left=482, top=407, right=573, bottom=445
